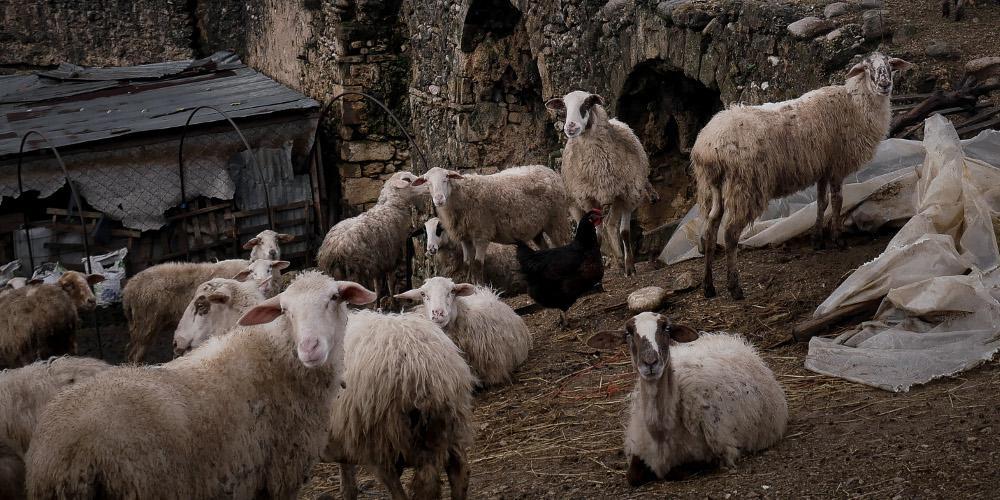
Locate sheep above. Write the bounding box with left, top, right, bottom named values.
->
left=424, top=217, right=526, bottom=294
left=0, top=277, right=29, bottom=298
left=0, top=271, right=104, bottom=370
left=413, top=165, right=570, bottom=282
left=587, top=312, right=787, bottom=486
left=171, top=278, right=266, bottom=356
left=122, top=258, right=288, bottom=363
left=169, top=274, right=476, bottom=500
left=244, top=229, right=295, bottom=261
left=26, top=271, right=376, bottom=499
left=692, top=52, right=913, bottom=299
left=317, top=171, right=427, bottom=302
left=396, top=276, right=531, bottom=387
left=0, top=356, right=111, bottom=500
left=545, top=90, right=654, bottom=276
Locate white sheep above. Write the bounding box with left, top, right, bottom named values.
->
left=546, top=90, right=655, bottom=276
left=413, top=165, right=570, bottom=282
left=243, top=229, right=295, bottom=261
left=170, top=274, right=475, bottom=500
left=317, top=171, right=427, bottom=302
left=692, top=52, right=913, bottom=299
left=0, top=271, right=104, bottom=370
left=424, top=217, right=526, bottom=294
left=396, top=276, right=531, bottom=387
left=587, top=312, right=787, bottom=486
left=26, top=271, right=376, bottom=499
left=0, top=356, right=110, bottom=500
left=122, top=258, right=288, bottom=362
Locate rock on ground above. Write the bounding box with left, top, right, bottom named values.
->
left=787, top=16, right=835, bottom=39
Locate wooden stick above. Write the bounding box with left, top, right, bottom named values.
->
left=791, top=299, right=882, bottom=342
left=889, top=83, right=1000, bottom=137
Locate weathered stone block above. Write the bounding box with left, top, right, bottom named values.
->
left=343, top=177, right=383, bottom=205
left=787, top=17, right=834, bottom=39
left=342, top=141, right=396, bottom=162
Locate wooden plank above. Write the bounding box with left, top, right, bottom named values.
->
left=236, top=218, right=309, bottom=236
left=226, top=201, right=311, bottom=219
left=45, top=207, right=104, bottom=219
left=165, top=202, right=232, bottom=221
left=957, top=115, right=1000, bottom=136
left=44, top=222, right=141, bottom=239
left=791, top=299, right=882, bottom=342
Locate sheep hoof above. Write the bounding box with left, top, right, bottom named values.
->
left=835, top=237, right=847, bottom=250
left=728, top=284, right=745, bottom=300
left=626, top=455, right=658, bottom=487
left=703, top=284, right=717, bottom=298
left=812, top=233, right=826, bottom=251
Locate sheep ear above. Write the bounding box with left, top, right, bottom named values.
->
left=411, top=177, right=428, bottom=187
left=846, top=62, right=866, bottom=79
left=446, top=170, right=464, bottom=180
left=276, top=233, right=295, bottom=243
left=207, top=292, right=230, bottom=304
left=257, top=276, right=273, bottom=293
left=242, top=237, right=261, bottom=250
left=390, top=177, right=413, bottom=189
left=238, top=297, right=283, bottom=326
left=888, top=58, right=913, bottom=72
left=270, top=260, right=291, bottom=271
left=86, top=274, right=105, bottom=285
left=668, top=325, right=699, bottom=343
left=338, top=281, right=377, bottom=305
left=453, top=283, right=476, bottom=296
left=587, top=330, right=626, bottom=350
left=394, top=289, right=423, bottom=301
left=584, top=93, right=605, bottom=108
left=545, top=98, right=565, bottom=111
left=232, top=270, right=253, bottom=282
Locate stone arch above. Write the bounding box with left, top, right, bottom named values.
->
left=616, top=59, right=723, bottom=226
left=460, top=0, right=522, bottom=53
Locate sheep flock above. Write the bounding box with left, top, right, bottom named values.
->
left=0, top=52, right=917, bottom=498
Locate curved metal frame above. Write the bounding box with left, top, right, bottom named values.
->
left=15, top=130, right=103, bottom=359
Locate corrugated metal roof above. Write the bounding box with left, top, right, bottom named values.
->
left=0, top=51, right=318, bottom=158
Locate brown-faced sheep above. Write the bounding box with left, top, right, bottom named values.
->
left=0, top=271, right=104, bottom=370
left=0, top=356, right=110, bottom=500
left=26, top=271, right=375, bottom=499
left=692, top=52, right=913, bottom=299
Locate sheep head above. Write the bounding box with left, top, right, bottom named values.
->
left=846, top=53, right=913, bottom=97
left=57, top=271, right=104, bottom=312
left=395, top=276, right=475, bottom=328
left=243, top=229, right=295, bottom=262
left=546, top=90, right=605, bottom=139
left=173, top=279, right=259, bottom=357
left=412, top=167, right=464, bottom=207
left=239, top=271, right=375, bottom=369
left=424, top=217, right=448, bottom=256
left=587, top=312, right=698, bottom=382
left=233, top=259, right=290, bottom=298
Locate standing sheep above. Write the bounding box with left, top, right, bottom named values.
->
left=545, top=90, right=654, bottom=276
left=122, top=258, right=288, bottom=363
left=396, top=276, right=531, bottom=387
left=413, top=165, right=570, bottom=282
left=27, top=271, right=376, bottom=499
left=317, top=171, right=427, bottom=302
left=0, top=271, right=104, bottom=370
left=244, top=229, right=295, bottom=261
left=587, top=312, right=787, bottom=486
left=0, top=356, right=110, bottom=500
left=692, top=52, right=913, bottom=299
left=424, top=217, right=525, bottom=294
left=171, top=278, right=266, bottom=356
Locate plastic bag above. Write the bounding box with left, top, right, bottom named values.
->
left=82, top=248, right=128, bottom=306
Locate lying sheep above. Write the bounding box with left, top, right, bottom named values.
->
left=27, top=271, right=375, bottom=499
left=692, top=52, right=913, bottom=299
left=546, top=90, right=654, bottom=276
left=317, top=171, right=427, bottom=302
left=172, top=278, right=265, bottom=356
left=244, top=229, right=295, bottom=261
left=414, top=165, right=570, bottom=282
left=0, top=271, right=104, bottom=370
left=397, top=276, right=530, bottom=387
left=0, top=356, right=110, bottom=500
left=170, top=273, right=475, bottom=500
left=122, top=258, right=288, bottom=363
left=424, top=217, right=525, bottom=295
left=587, top=312, right=787, bottom=486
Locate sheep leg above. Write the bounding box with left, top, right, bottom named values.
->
left=473, top=240, right=490, bottom=284
left=701, top=186, right=724, bottom=298
left=830, top=180, right=846, bottom=250
left=339, top=463, right=359, bottom=500
left=372, top=463, right=408, bottom=500
left=723, top=218, right=745, bottom=300
left=460, top=241, right=475, bottom=282
left=617, top=206, right=636, bottom=276
left=386, top=272, right=399, bottom=310
left=812, top=178, right=829, bottom=250
left=445, top=447, right=470, bottom=500
left=409, top=462, right=442, bottom=500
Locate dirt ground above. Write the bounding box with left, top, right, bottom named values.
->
left=289, top=230, right=999, bottom=499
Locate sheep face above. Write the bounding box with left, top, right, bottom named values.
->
left=413, top=167, right=464, bottom=207
left=846, top=53, right=913, bottom=97
left=395, top=276, right=476, bottom=328
left=546, top=91, right=605, bottom=139
left=174, top=279, right=254, bottom=356
left=424, top=217, right=447, bottom=256
left=232, top=259, right=290, bottom=297
left=587, top=312, right=699, bottom=382
left=379, top=171, right=426, bottom=203
left=239, top=271, right=376, bottom=368
left=243, top=229, right=295, bottom=262
left=57, top=271, right=105, bottom=312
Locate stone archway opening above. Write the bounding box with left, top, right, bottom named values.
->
left=460, top=0, right=522, bottom=53
left=616, top=60, right=723, bottom=231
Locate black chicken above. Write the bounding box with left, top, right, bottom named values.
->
left=516, top=209, right=604, bottom=327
